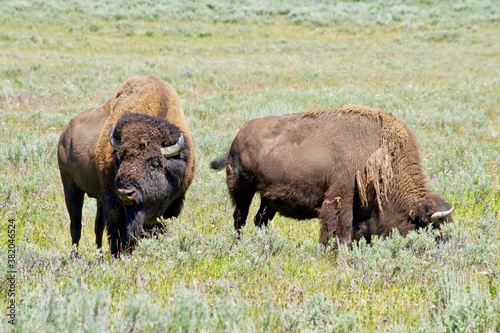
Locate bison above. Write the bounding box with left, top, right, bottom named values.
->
left=210, top=105, right=453, bottom=245
left=58, top=75, right=195, bottom=256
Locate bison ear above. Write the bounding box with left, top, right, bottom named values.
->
left=109, top=125, right=120, bottom=151
left=161, top=133, right=185, bottom=158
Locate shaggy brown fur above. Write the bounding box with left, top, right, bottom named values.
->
left=95, top=75, right=195, bottom=190
left=211, top=105, right=453, bottom=245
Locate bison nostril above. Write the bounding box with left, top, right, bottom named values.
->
left=117, top=188, right=137, bottom=204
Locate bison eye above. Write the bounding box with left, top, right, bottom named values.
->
left=149, top=160, right=161, bottom=170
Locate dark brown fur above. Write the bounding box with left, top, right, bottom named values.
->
left=58, top=76, right=195, bottom=256
left=210, top=105, right=453, bottom=245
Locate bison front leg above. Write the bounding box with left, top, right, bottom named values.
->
left=107, top=220, right=128, bottom=256
left=319, top=195, right=353, bottom=246
left=103, top=192, right=128, bottom=257
left=95, top=201, right=105, bottom=249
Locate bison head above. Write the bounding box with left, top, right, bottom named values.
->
left=109, top=112, right=189, bottom=241
left=411, top=193, right=454, bottom=229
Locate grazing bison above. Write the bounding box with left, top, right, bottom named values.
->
left=58, top=75, right=195, bottom=256
left=210, top=105, right=453, bottom=245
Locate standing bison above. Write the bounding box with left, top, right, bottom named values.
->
left=210, top=105, right=453, bottom=245
left=58, top=76, right=195, bottom=256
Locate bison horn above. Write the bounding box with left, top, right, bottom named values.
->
left=109, top=125, right=120, bottom=151
left=161, top=133, right=185, bottom=158
left=430, top=206, right=454, bottom=223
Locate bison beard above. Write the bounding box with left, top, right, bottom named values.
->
left=210, top=105, right=454, bottom=246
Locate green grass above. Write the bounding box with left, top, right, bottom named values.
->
left=1, top=0, right=499, bottom=331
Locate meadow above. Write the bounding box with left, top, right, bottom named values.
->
left=0, top=0, right=499, bottom=331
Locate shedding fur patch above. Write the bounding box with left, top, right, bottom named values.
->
left=356, top=147, right=393, bottom=214
left=338, top=104, right=425, bottom=209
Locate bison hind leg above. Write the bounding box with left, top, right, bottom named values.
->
left=232, top=190, right=255, bottom=235
left=228, top=175, right=256, bottom=234
left=61, top=175, right=85, bottom=249
left=254, top=197, right=276, bottom=227
left=225, top=156, right=257, bottom=235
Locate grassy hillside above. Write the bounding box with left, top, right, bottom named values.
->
left=1, top=1, right=499, bottom=331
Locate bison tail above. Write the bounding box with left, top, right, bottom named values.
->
left=210, top=150, right=229, bottom=171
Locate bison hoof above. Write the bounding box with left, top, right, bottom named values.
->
left=70, top=249, right=79, bottom=259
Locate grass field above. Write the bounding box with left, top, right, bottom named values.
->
left=1, top=0, right=499, bottom=331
